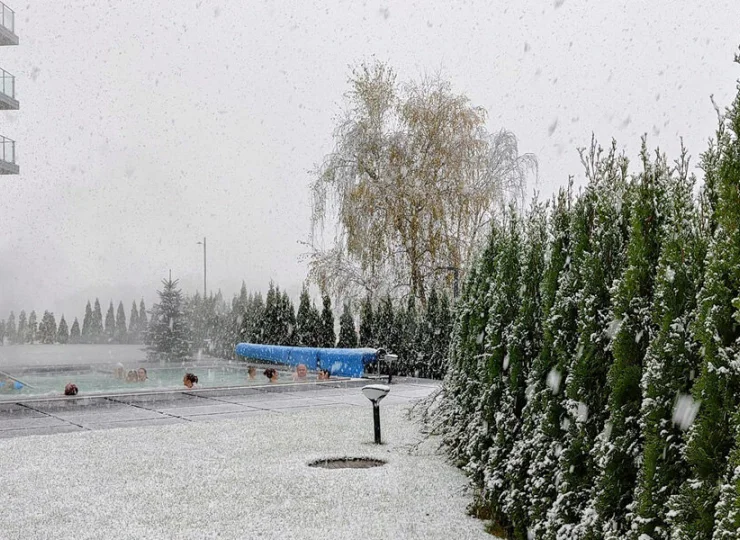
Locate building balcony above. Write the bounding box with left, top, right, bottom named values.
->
left=0, top=67, right=17, bottom=109
left=0, top=2, right=17, bottom=46
left=0, top=135, right=18, bottom=174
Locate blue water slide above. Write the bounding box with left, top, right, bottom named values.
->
left=234, top=343, right=379, bottom=378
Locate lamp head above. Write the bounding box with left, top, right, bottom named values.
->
left=362, top=384, right=390, bottom=403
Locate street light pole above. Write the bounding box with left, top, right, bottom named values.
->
left=197, top=237, right=207, bottom=298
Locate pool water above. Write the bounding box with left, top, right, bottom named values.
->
left=0, top=364, right=317, bottom=399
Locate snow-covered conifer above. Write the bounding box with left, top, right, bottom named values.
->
left=631, top=149, right=706, bottom=540
left=588, top=140, right=668, bottom=538
left=669, top=69, right=740, bottom=540
left=337, top=302, right=358, bottom=348
left=146, top=277, right=191, bottom=361
left=57, top=315, right=69, bottom=344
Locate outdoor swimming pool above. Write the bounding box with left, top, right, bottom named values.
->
left=0, top=363, right=319, bottom=399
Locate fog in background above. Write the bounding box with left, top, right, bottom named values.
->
left=0, top=0, right=738, bottom=321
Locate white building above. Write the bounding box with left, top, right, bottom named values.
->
left=0, top=1, right=18, bottom=175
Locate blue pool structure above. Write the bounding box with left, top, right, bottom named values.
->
left=234, top=343, right=380, bottom=378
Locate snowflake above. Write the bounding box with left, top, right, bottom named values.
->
left=672, top=394, right=700, bottom=430
left=547, top=369, right=562, bottom=394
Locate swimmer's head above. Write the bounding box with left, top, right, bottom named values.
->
left=296, top=364, right=307, bottom=379
left=183, top=373, right=198, bottom=388
left=64, top=383, right=79, bottom=396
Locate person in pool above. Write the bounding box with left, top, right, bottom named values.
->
left=183, top=373, right=198, bottom=388
left=317, top=369, right=331, bottom=381
left=137, top=368, right=148, bottom=382
left=292, top=364, right=308, bottom=382
left=113, top=363, right=125, bottom=380
left=125, top=370, right=138, bottom=383
left=247, top=366, right=257, bottom=380
left=0, top=376, right=23, bottom=392
left=64, top=383, right=78, bottom=396
left=263, top=368, right=278, bottom=383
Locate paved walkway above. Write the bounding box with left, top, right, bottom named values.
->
left=0, top=379, right=440, bottom=439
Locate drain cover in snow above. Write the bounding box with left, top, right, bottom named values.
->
left=308, top=457, right=386, bottom=469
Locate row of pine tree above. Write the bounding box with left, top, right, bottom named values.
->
left=0, top=299, right=148, bottom=345
left=433, top=74, right=740, bottom=539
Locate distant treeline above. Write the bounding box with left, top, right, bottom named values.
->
left=0, top=281, right=453, bottom=379
left=0, top=299, right=148, bottom=345
left=187, top=281, right=454, bottom=379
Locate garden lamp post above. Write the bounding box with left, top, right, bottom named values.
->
left=362, top=384, right=391, bottom=444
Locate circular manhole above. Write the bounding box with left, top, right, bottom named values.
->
left=308, top=457, right=386, bottom=470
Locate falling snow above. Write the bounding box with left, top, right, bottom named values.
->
left=672, top=394, right=700, bottom=430
left=547, top=368, right=562, bottom=394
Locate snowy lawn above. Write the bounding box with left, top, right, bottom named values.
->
left=0, top=402, right=492, bottom=540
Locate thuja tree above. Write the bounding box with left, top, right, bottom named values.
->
left=278, top=290, right=297, bottom=345
left=589, top=141, right=669, bottom=539
left=57, top=315, right=69, bottom=344
left=138, top=299, right=148, bottom=338
left=632, top=150, right=706, bottom=539
left=116, top=301, right=127, bottom=343
left=337, top=302, right=358, bottom=348
left=70, top=318, right=81, bottom=343
left=433, top=293, right=453, bottom=378
left=477, top=209, right=522, bottom=527
left=5, top=311, right=15, bottom=343
left=91, top=299, right=103, bottom=342
left=669, top=67, right=740, bottom=540
left=397, top=295, right=419, bottom=375
left=500, top=200, right=548, bottom=539
left=27, top=310, right=37, bottom=344
left=524, top=187, right=582, bottom=538
left=417, top=288, right=451, bottom=379
left=319, top=295, right=336, bottom=348
left=714, top=413, right=740, bottom=539
left=129, top=301, right=139, bottom=343
left=295, top=287, right=316, bottom=347
left=104, top=302, right=115, bottom=340
left=440, top=223, right=502, bottom=474
left=546, top=141, right=630, bottom=540
left=358, top=295, right=375, bottom=347
left=38, top=311, right=57, bottom=344
left=375, top=295, right=396, bottom=352
left=17, top=311, right=26, bottom=344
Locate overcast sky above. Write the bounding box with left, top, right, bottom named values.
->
left=0, top=0, right=738, bottom=321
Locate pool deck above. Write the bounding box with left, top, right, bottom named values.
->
left=0, top=378, right=439, bottom=439
left=0, top=378, right=493, bottom=540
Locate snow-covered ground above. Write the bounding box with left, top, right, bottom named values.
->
left=0, top=396, right=492, bottom=539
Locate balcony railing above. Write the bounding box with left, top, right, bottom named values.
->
left=0, top=134, right=16, bottom=164
left=0, top=67, right=14, bottom=99
left=0, top=2, right=13, bottom=34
